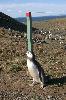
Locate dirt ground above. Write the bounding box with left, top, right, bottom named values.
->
left=0, top=18, right=66, bottom=100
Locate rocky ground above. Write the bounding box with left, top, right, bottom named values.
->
left=0, top=18, right=66, bottom=100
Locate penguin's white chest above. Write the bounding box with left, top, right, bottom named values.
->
left=27, top=59, right=40, bottom=82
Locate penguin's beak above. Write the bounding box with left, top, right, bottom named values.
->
left=26, top=51, right=29, bottom=55
left=26, top=52, right=27, bottom=55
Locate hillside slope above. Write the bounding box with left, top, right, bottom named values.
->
left=0, top=12, right=27, bottom=32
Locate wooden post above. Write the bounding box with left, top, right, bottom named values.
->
left=26, top=12, right=32, bottom=52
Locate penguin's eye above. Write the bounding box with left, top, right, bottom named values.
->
left=28, top=51, right=30, bottom=54
left=27, top=51, right=29, bottom=54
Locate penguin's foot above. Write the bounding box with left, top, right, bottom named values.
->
left=29, top=78, right=37, bottom=86
left=40, top=82, right=44, bottom=88
left=29, top=81, right=35, bottom=86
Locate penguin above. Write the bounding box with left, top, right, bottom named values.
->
left=26, top=51, right=45, bottom=88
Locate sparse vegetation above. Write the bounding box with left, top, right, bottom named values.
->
left=10, top=64, right=22, bottom=72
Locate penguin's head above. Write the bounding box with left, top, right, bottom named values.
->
left=26, top=51, right=33, bottom=60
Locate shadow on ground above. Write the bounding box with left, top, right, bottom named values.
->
left=44, top=75, right=66, bottom=86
